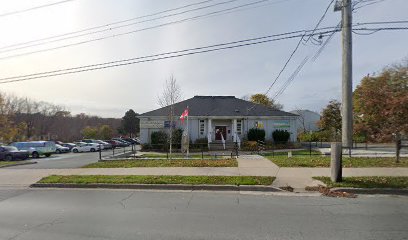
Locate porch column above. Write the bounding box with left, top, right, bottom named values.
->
left=207, top=118, right=212, bottom=142
left=232, top=119, right=237, bottom=141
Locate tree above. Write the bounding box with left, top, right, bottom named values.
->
left=249, top=93, right=283, bottom=110
left=121, top=109, right=139, bottom=137
left=353, top=64, right=408, bottom=142
left=99, top=125, right=114, bottom=140
left=81, top=126, right=98, bottom=139
left=157, top=75, right=182, bottom=158
left=318, top=100, right=342, bottom=140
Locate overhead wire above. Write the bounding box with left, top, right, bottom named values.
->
left=0, top=0, right=280, bottom=61
left=0, top=0, right=73, bottom=18
left=1, top=25, right=403, bottom=85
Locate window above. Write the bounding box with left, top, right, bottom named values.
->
left=237, top=120, right=242, bottom=134
left=199, top=120, right=205, bottom=135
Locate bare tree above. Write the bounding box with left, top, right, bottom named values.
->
left=157, top=75, right=182, bottom=158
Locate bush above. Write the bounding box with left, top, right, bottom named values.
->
left=172, top=128, right=183, bottom=149
left=247, top=128, right=265, bottom=142
left=151, top=131, right=168, bottom=146
left=272, top=130, right=290, bottom=143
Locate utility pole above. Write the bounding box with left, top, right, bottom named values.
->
left=335, top=0, right=353, bottom=150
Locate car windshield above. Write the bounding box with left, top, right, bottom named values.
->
left=56, top=144, right=62, bottom=147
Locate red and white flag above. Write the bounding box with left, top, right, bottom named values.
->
left=180, top=108, right=189, bottom=123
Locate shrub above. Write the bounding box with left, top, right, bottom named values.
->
left=150, top=131, right=168, bottom=146
left=172, top=128, right=183, bottom=149
left=247, top=128, right=265, bottom=142
left=272, top=130, right=290, bottom=143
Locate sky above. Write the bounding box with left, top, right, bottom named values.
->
left=0, top=0, right=407, bottom=118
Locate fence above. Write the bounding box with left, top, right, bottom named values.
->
left=97, top=144, right=138, bottom=160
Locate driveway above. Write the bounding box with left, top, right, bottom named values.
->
left=7, top=152, right=101, bottom=169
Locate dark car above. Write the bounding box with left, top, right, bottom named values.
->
left=122, top=138, right=140, bottom=145
left=0, top=146, right=30, bottom=161
left=61, top=143, right=76, bottom=150
left=112, top=138, right=131, bottom=146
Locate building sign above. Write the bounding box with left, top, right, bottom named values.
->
left=164, top=121, right=176, bottom=128
left=273, top=120, right=290, bottom=128
left=140, top=120, right=164, bottom=128
left=255, top=121, right=264, bottom=129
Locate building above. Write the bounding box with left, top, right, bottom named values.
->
left=289, top=109, right=321, bottom=132
left=139, top=96, right=298, bottom=144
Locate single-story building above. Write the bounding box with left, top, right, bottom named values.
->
left=139, top=96, right=298, bottom=144
left=289, top=109, right=321, bottom=132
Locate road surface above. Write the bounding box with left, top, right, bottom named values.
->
left=0, top=188, right=406, bottom=240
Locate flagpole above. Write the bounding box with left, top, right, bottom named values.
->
left=186, top=106, right=189, bottom=157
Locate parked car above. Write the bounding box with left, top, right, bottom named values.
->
left=61, top=143, right=76, bottom=150
left=122, top=138, right=140, bottom=145
left=82, top=139, right=105, bottom=150
left=104, top=140, right=121, bottom=149
left=112, top=138, right=131, bottom=146
left=72, top=143, right=100, bottom=153
left=94, top=140, right=112, bottom=149
left=55, top=144, right=70, bottom=154
left=0, top=146, right=29, bottom=161
left=9, top=141, right=56, bottom=158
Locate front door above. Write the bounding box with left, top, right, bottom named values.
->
left=215, top=126, right=227, bottom=140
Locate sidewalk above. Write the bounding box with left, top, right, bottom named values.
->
left=0, top=155, right=407, bottom=189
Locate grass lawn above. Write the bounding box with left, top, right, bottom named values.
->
left=263, top=149, right=322, bottom=156
left=38, top=175, right=275, bottom=186
left=0, top=161, right=31, bottom=168
left=266, top=155, right=408, bottom=167
left=140, top=153, right=214, bottom=158
left=83, top=159, right=238, bottom=168
left=314, top=176, right=408, bottom=188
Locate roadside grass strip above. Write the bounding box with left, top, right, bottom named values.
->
left=0, top=161, right=33, bottom=168
left=83, top=159, right=238, bottom=168
left=38, top=175, right=275, bottom=186
left=313, top=176, right=408, bottom=188
left=266, top=155, right=408, bottom=167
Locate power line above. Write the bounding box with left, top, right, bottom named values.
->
left=0, top=0, right=215, bottom=50
left=262, top=0, right=334, bottom=102
left=0, top=0, right=240, bottom=54
left=0, top=0, right=73, bottom=18
left=0, top=29, right=341, bottom=84
left=0, top=26, right=404, bottom=85
left=0, top=0, right=278, bottom=61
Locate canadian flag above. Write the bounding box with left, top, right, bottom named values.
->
left=179, top=108, right=189, bottom=124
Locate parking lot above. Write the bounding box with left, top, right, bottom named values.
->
left=6, top=151, right=101, bottom=169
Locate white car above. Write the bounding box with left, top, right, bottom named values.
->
left=72, top=143, right=100, bottom=153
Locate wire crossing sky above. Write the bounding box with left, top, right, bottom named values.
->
left=0, top=0, right=407, bottom=117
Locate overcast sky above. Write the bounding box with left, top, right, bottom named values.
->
left=0, top=0, right=407, bottom=118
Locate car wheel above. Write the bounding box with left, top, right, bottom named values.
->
left=5, top=155, right=13, bottom=161
left=56, top=149, right=61, bottom=154
left=90, top=148, right=96, bottom=152
left=32, top=152, right=39, bottom=158
left=73, top=149, right=79, bottom=153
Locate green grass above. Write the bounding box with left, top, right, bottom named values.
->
left=83, top=159, right=238, bottom=168
left=263, top=149, right=321, bottom=156
left=314, top=176, right=408, bottom=188
left=140, top=153, right=213, bottom=158
left=266, top=155, right=408, bottom=167
left=0, top=161, right=31, bottom=168
left=38, top=175, right=275, bottom=186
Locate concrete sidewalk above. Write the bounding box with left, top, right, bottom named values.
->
left=0, top=155, right=407, bottom=189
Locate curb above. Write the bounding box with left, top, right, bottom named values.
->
left=30, top=183, right=283, bottom=192
left=331, top=187, right=408, bottom=196
left=0, top=161, right=37, bottom=168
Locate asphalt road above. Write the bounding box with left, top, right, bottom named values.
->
left=0, top=188, right=407, bottom=240
left=7, top=151, right=107, bottom=169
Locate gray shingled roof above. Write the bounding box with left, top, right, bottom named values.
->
left=141, top=96, right=298, bottom=117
